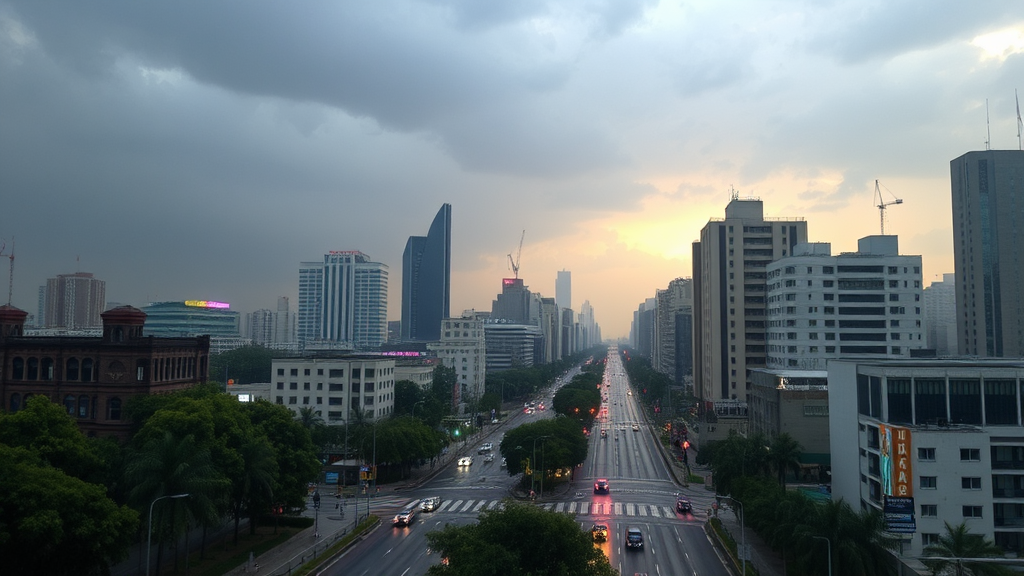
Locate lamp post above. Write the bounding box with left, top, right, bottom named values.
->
left=719, top=495, right=745, bottom=576
left=812, top=536, right=831, bottom=576
left=147, top=493, right=189, bottom=576
left=532, top=435, right=552, bottom=497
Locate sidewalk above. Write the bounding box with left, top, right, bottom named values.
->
left=712, top=503, right=785, bottom=576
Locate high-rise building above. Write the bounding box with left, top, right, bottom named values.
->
left=951, top=150, right=1024, bottom=357
left=764, top=236, right=924, bottom=370
left=491, top=278, right=532, bottom=325
left=274, top=296, right=293, bottom=344
left=247, top=308, right=275, bottom=346
left=297, top=251, right=388, bottom=350
left=270, top=355, right=395, bottom=423
left=428, top=315, right=485, bottom=410
left=655, top=278, right=693, bottom=383
left=401, top=204, right=451, bottom=342
left=556, top=270, right=572, bottom=310
left=923, top=273, right=958, bottom=356
left=692, top=197, right=807, bottom=403
left=44, top=272, right=106, bottom=329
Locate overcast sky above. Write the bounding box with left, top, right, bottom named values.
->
left=1, top=1, right=1022, bottom=338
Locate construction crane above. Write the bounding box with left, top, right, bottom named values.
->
left=874, top=180, right=903, bottom=235
left=0, top=238, right=13, bottom=305
left=507, top=230, right=525, bottom=279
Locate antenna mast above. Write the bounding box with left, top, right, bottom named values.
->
left=507, top=230, right=525, bottom=280
left=986, top=99, right=992, bottom=151
left=1016, top=89, right=1022, bottom=151
left=0, top=238, right=14, bottom=305
left=874, top=180, right=903, bottom=235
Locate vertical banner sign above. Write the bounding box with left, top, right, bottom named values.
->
left=880, top=424, right=913, bottom=497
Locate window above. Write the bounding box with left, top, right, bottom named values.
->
left=888, top=266, right=898, bottom=274
left=824, top=293, right=834, bottom=300
left=288, top=396, right=298, bottom=405
left=921, top=504, right=937, bottom=517
left=289, top=382, right=298, bottom=390
left=12, top=357, right=23, bottom=379
left=66, top=358, right=80, bottom=381
left=823, top=266, right=834, bottom=274
left=823, top=280, right=834, bottom=287
left=890, top=320, right=900, bottom=327
left=922, top=533, right=939, bottom=546
left=825, top=320, right=835, bottom=327
left=825, top=333, right=836, bottom=340
left=889, top=294, right=900, bottom=301
left=961, top=448, right=981, bottom=461
left=824, top=307, right=834, bottom=314
left=918, top=448, right=936, bottom=461
left=276, top=396, right=284, bottom=404
left=290, top=368, right=298, bottom=376
left=825, top=346, right=835, bottom=353
left=963, top=505, right=983, bottom=518
left=891, top=333, right=901, bottom=340
left=107, top=397, right=122, bottom=420
left=920, top=476, right=937, bottom=489
left=277, top=368, right=284, bottom=376
left=304, top=368, right=311, bottom=376
left=318, top=369, right=324, bottom=375
left=962, top=477, right=981, bottom=490
left=329, top=369, right=344, bottom=378
left=277, top=382, right=284, bottom=390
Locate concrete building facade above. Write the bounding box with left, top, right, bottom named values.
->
left=271, top=355, right=396, bottom=423
left=829, top=358, right=1024, bottom=566
left=924, top=273, right=958, bottom=356
left=44, top=272, right=106, bottom=329
left=298, top=251, right=388, bottom=351
left=692, top=197, right=808, bottom=403
left=951, top=150, right=1024, bottom=357
left=428, top=315, right=485, bottom=410
left=556, top=270, right=572, bottom=311
left=765, top=236, right=924, bottom=370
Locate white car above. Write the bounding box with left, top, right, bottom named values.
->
left=458, top=456, right=473, bottom=467
left=500, top=457, right=507, bottom=468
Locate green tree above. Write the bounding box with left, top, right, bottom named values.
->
left=425, top=500, right=616, bottom=576
left=791, top=499, right=897, bottom=576
left=394, top=379, right=426, bottom=416
left=768, top=432, right=804, bottom=488
left=233, top=434, right=278, bottom=539
left=0, top=395, right=103, bottom=480
left=245, top=400, right=321, bottom=510
left=923, top=521, right=1013, bottom=576
left=124, top=430, right=229, bottom=573
left=209, top=345, right=279, bottom=385
left=499, top=418, right=588, bottom=480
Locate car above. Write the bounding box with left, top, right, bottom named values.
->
left=393, top=507, right=416, bottom=527
left=478, top=443, right=493, bottom=454
left=458, top=456, right=473, bottom=467
left=421, top=496, right=441, bottom=512
left=627, top=390, right=632, bottom=396
left=491, top=418, right=499, bottom=424
left=594, top=478, right=610, bottom=494
left=625, top=527, right=644, bottom=550
left=600, top=429, right=607, bottom=439
left=500, top=457, right=507, bottom=468
left=676, top=496, right=692, bottom=513
left=591, top=523, right=609, bottom=542
left=632, top=424, right=640, bottom=431
left=484, top=453, right=495, bottom=463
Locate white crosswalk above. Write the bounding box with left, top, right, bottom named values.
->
left=416, top=498, right=697, bottom=519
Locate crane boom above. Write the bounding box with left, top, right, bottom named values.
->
left=874, top=180, right=903, bottom=235
left=507, top=230, right=525, bottom=279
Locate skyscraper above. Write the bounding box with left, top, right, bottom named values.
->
left=402, top=204, right=451, bottom=341
left=692, top=197, right=807, bottom=403
left=556, top=270, right=571, bottom=310
left=297, top=251, right=388, bottom=350
left=44, top=272, right=106, bottom=329
left=951, top=150, right=1024, bottom=357
left=923, top=273, right=958, bottom=356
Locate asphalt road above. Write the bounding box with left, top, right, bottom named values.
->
left=320, top=348, right=729, bottom=576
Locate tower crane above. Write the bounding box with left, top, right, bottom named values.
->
left=874, top=180, right=903, bottom=235
left=507, top=230, right=525, bottom=279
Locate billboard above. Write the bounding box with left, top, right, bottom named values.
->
left=879, top=424, right=913, bottom=497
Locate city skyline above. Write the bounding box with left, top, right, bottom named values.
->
left=1, top=3, right=1022, bottom=338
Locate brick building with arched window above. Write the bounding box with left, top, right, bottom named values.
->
left=0, top=304, right=210, bottom=438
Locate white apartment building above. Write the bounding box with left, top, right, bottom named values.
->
left=271, top=356, right=395, bottom=423
left=766, top=236, right=924, bottom=370
left=829, top=358, right=1024, bottom=570
left=428, top=316, right=485, bottom=410
left=297, top=251, right=388, bottom=351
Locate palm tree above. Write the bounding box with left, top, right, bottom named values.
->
left=232, top=434, right=278, bottom=541
left=793, top=499, right=898, bottom=576
left=768, top=433, right=803, bottom=488
left=296, top=406, right=325, bottom=430
left=125, top=431, right=227, bottom=574
left=923, top=521, right=1013, bottom=576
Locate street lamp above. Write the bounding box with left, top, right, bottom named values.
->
left=147, top=493, right=189, bottom=576
left=718, top=495, right=746, bottom=576
left=812, top=536, right=831, bottom=576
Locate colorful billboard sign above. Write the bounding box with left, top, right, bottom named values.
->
left=184, top=300, right=230, bottom=309
left=880, top=424, right=913, bottom=497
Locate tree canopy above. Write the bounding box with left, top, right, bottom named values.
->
left=425, top=500, right=616, bottom=576
left=499, top=417, right=588, bottom=477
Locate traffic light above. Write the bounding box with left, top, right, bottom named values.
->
left=682, top=440, right=690, bottom=450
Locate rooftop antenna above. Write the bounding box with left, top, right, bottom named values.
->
left=507, top=230, right=525, bottom=280
left=874, top=180, right=903, bottom=235
left=986, top=98, right=992, bottom=151
left=0, top=238, right=14, bottom=305
left=1016, top=89, right=1022, bottom=151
